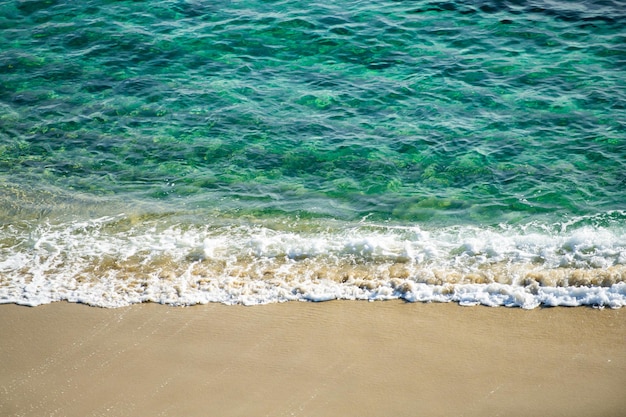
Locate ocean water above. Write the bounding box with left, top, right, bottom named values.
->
left=1, top=0, right=625, bottom=308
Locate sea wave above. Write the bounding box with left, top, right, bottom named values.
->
left=1, top=212, right=624, bottom=308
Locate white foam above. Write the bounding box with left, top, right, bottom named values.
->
left=1, top=213, right=625, bottom=308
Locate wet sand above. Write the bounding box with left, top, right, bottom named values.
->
left=1, top=301, right=624, bottom=417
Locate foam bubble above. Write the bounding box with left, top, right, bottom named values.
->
left=1, top=214, right=625, bottom=308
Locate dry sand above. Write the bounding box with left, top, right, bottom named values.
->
left=1, top=301, right=624, bottom=417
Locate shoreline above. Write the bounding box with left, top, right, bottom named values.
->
left=1, top=301, right=624, bottom=417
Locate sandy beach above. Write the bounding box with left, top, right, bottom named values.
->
left=1, top=301, right=624, bottom=417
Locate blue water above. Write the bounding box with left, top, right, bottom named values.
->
left=1, top=0, right=625, bottom=307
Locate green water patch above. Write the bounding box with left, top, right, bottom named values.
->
left=0, top=0, right=624, bottom=225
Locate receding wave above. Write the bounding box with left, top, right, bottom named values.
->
left=1, top=212, right=625, bottom=309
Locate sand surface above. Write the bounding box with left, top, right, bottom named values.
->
left=1, top=301, right=624, bottom=417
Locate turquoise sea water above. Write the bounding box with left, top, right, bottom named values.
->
left=1, top=0, right=625, bottom=307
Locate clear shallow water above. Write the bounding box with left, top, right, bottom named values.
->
left=1, top=0, right=625, bottom=308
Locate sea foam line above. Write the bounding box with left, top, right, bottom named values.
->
left=2, top=274, right=626, bottom=309
left=1, top=214, right=625, bottom=308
